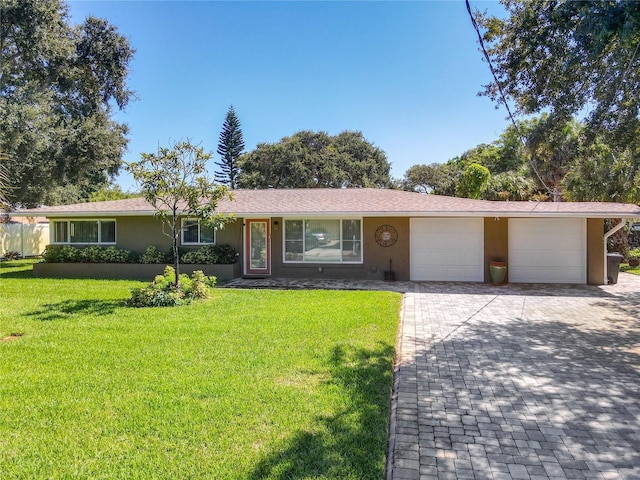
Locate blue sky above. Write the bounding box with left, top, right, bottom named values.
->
left=67, top=0, right=509, bottom=191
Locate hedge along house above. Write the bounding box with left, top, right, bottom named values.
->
left=14, top=188, right=640, bottom=285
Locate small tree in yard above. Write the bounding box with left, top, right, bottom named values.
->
left=127, top=140, right=234, bottom=287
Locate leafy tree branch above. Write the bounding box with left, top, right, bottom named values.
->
left=127, top=140, right=235, bottom=286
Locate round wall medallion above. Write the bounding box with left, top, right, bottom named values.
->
left=375, top=224, right=398, bottom=247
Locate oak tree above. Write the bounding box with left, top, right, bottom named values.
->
left=1, top=0, right=134, bottom=207
left=237, top=130, right=390, bottom=189
left=477, top=0, right=640, bottom=148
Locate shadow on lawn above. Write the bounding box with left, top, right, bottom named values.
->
left=26, top=299, right=123, bottom=321
left=0, top=261, right=37, bottom=279
left=249, top=341, right=395, bottom=480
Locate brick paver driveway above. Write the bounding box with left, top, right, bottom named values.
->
left=388, top=273, right=640, bottom=480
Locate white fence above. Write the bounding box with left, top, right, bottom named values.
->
left=0, top=223, right=50, bottom=257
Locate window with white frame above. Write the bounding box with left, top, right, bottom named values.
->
left=283, top=218, right=362, bottom=263
left=181, top=219, right=215, bottom=245
left=51, top=219, right=116, bottom=244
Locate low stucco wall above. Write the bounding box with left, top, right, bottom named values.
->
left=33, top=263, right=242, bottom=281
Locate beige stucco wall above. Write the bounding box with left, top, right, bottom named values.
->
left=483, top=217, right=509, bottom=283
left=212, top=219, right=244, bottom=253
left=48, top=216, right=245, bottom=256
left=364, top=217, right=410, bottom=281
left=44, top=214, right=608, bottom=285
left=267, top=217, right=410, bottom=280
left=587, top=218, right=605, bottom=285
left=115, top=216, right=171, bottom=252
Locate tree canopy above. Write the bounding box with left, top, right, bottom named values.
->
left=1, top=0, right=134, bottom=207
left=477, top=0, right=640, bottom=148
left=402, top=110, right=640, bottom=203
left=215, top=105, right=245, bottom=189
left=236, top=130, right=391, bottom=189
left=88, top=184, right=139, bottom=202
left=456, top=163, right=490, bottom=199
left=402, top=163, right=449, bottom=194
left=0, top=153, right=10, bottom=210
left=401, top=115, right=583, bottom=202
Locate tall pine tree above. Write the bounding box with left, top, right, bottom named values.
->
left=215, top=105, right=245, bottom=188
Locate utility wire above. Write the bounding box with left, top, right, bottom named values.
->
left=465, top=0, right=557, bottom=200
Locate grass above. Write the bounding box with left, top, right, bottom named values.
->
left=0, top=259, right=401, bottom=479
left=621, top=264, right=640, bottom=276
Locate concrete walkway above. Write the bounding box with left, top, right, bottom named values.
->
left=388, top=273, right=640, bottom=480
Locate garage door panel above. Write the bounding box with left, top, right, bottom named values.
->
left=410, top=218, right=484, bottom=282
left=412, top=218, right=472, bottom=235
left=510, top=266, right=585, bottom=284
left=412, top=243, right=483, bottom=262
left=509, top=218, right=586, bottom=284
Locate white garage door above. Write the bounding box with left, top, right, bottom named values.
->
left=509, top=218, right=586, bottom=284
left=410, top=218, right=484, bottom=281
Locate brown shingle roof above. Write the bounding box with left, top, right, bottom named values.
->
left=11, top=188, right=640, bottom=218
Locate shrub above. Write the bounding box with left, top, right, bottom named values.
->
left=180, top=244, right=238, bottom=264
left=102, top=246, right=138, bottom=263
left=42, top=245, right=138, bottom=263
left=42, top=245, right=81, bottom=263
left=41, top=244, right=236, bottom=265
left=140, top=246, right=169, bottom=264
left=126, top=266, right=214, bottom=308
left=78, top=246, right=103, bottom=263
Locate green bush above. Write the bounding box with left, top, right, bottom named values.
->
left=42, top=245, right=138, bottom=263
left=140, top=246, right=169, bottom=264
left=126, top=266, right=215, bottom=308
left=42, top=244, right=237, bottom=265
left=78, top=246, right=101, bottom=263
left=102, top=246, right=138, bottom=263
left=180, top=244, right=238, bottom=264
left=42, top=245, right=81, bottom=263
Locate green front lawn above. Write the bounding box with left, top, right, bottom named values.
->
left=621, top=263, right=640, bottom=276
left=0, top=260, right=400, bottom=479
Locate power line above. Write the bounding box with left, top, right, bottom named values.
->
left=465, top=0, right=557, bottom=200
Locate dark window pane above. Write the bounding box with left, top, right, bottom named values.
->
left=183, top=220, right=199, bottom=243
left=70, top=221, right=98, bottom=243
left=53, top=221, right=68, bottom=243
left=101, top=221, right=116, bottom=243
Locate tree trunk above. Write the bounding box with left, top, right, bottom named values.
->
left=171, top=213, right=180, bottom=288
left=173, top=240, right=180, bottom=288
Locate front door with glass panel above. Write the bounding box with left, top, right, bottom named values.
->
left=245, top=219, right=270, bottom=276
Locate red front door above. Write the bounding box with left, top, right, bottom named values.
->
left=245, top=219, right=271, bottom=276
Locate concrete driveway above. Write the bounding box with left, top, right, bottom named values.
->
left=388, top=273, right=640, bottom=480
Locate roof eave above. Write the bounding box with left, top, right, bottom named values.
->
left=11, top=210, right=158, bottom=218
left=10, top=209, right=640, bottom=219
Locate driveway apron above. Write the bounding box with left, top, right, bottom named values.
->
left=388, top=274, right=640, bottom=480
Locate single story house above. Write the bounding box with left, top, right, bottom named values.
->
left=13, top=188, right=640, bottom=285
